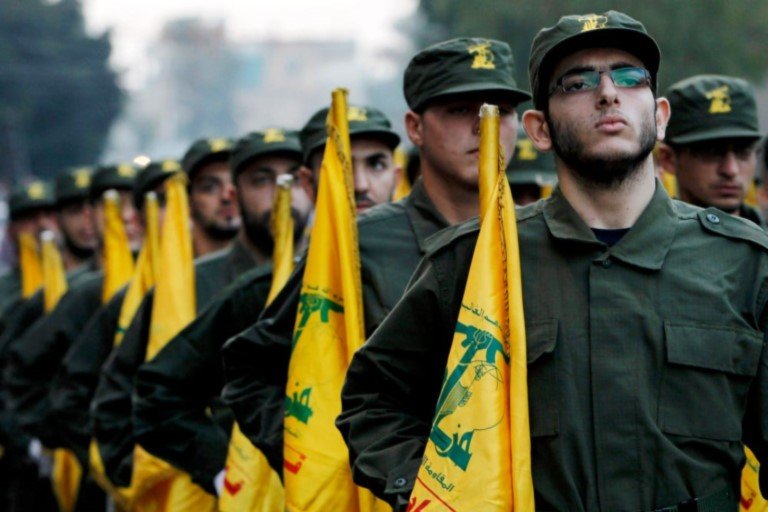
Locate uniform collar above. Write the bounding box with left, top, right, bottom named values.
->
left=543, top=179, right=677, bottom=270
left=404, top=179, right=451, bottom=253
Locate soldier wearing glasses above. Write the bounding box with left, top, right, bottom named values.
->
left=339, top=11, right=768, bottom=511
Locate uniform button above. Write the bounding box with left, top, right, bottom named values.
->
left=706, top=213, right=720, bottom=224
left=601, top=258, right=612, bottom=268
left=394, top=477, right=407, bottom=488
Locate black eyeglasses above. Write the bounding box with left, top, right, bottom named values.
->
left=549, top=67, right=652, bottom=97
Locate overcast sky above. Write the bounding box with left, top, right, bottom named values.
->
left=82, top=0, right=418, bottom=88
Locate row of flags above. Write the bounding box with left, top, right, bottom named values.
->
left=20, top=88, right=766, bottom=511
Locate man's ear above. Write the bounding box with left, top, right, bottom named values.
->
left=656, top=142, right=678, bottom=175
left=655, top=97, right=671, bottom=142
left=522, top=109, right=553, bottom=152
left=297, top=165, right=316, bottom=204
left=405, top=111, right=424, bottom=147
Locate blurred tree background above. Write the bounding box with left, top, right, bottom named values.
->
left=0, top=0, right=122, bottom=184
left=414, top=0, right=768, bottom=94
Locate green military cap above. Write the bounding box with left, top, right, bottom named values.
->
left=506, top=127, right=557, bottom=186
left=230, top=128, right=303, bottom=175
left=89, top=163, right=138, bottom=202
left=182, top=137, right=234, bottom=178
left=55, top=167, right=93, bottom=206
left=404, top=37, right=530, bottom=112
left=8, top=180, right=56, bottom=219
left=529, top=10, right=660, bottom=109
left=300, top=106, right=400, bottom=163
left=665, top=75, right=761, bottom=144
left=133, top=159, right=183, bottom=208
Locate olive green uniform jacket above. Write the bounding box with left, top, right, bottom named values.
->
left=0, top=269, right=22, bottom=313
left=132, top=264, right=273, bottom=494
left=48, top=286, right=128, bottom=465
left=220, top=181, right=449, bottom=477
left=90, top=240, right=257, bottom=487
left=0, top=261, right=98, bottom=451
left=337, top=183, right=768, bottom=511
left=3, top=271, right=104, bottom=448
left=0, top=259, right=95, bottom=343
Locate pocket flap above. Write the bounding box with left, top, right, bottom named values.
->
left=526, top=319, right=558, bottom=364
left=664, top=322, right=763, bottom=376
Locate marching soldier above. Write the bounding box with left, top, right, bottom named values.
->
left=54, top=167, right=99, bottom=270
left=657, top=74, right=764, bottom=225
left=182, top=138, right=242, bottom=255
left=338, top=10, right=768, bottom=511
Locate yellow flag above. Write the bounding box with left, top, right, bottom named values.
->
left=114, top=192, right=160, bottom=347
left=18, top=232, right=43, bottom=298
left=39, top=230, right=81, bottom=512
left=741, top=447, right=768, bottom=512
left=539, top=181, right=554, bottom=199
left=89, top=193, right=161, bottom=507
left=220, top=175, right=295, bottom=512
left=41, top=231, right=68, bottom=312
left=283, top=89, right=385, bottom=512
left=268, top=174, right=296, bottom=304
left=392, top=147, right=412, bottom=201
left=130, top=173, right=215, bottom=511
left=409, top=104, right=534, bottom=511
left=102, top=190, right=135, bottom=303
left=660, top=171, right=677, bottom=199
left=145, top=173, right=195, bottom=359
left=745, top=181, right=758, bottom=208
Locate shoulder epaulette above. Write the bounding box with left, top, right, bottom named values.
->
left=697, top=208, right=768, bottom=252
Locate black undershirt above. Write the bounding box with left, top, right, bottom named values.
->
left=591, top=228, right=630, bottom=247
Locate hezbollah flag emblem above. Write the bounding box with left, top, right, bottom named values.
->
left=408, top=104, right=534, bottom=511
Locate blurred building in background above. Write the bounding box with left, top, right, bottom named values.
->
left=102, top=17, right=409, bottom=162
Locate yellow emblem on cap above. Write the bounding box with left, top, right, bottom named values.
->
left=516, top=139, right=538, bottom=161
left=705, top=85, right=732, bottom=114
left=263, top=128, right=286, bottom=143
left=27, top=182, right=45, bottom=199
left=208, top=138, right=230, bottom=152
left=468, top=42, right=495, bottom=70
left=347, top=107, right=368, bottom=122
left=117, top=164, right=136, bottom=177
left=579, top=14, right=608, bottom=32
left=74, top=168, right=91, bottom=188
left=162, top=160, right=181, bottom=172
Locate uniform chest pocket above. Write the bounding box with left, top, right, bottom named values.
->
left=527, top=319, right=559, bottom=437
left=659, top=322, right=764, bottom=441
